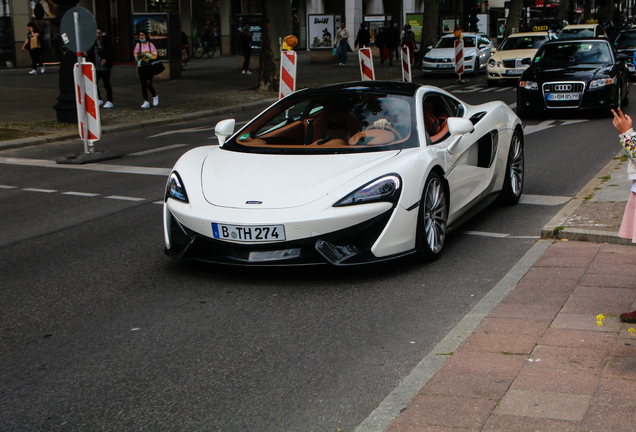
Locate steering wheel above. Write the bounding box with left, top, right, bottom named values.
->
left=363, top=120, right=403, bottom=140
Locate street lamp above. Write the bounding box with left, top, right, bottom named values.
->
left=53, top=0, right=79, bottom=124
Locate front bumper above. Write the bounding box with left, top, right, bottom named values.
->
left=487, top=66, right=528, bottom=81
left=517, top=82, right=619, bottom=112
left=423, top=61, right=475, bottom=74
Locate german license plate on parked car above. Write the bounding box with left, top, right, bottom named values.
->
left=505, top=69, right=524, bottom=75
left=437, top=64, right=453, bottom=68
left=212, top=223, right=285, bottom=242
left=547, top=93, right=579, bottom=101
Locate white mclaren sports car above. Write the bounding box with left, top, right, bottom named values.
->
left=164, top=82, right=524, bottom=266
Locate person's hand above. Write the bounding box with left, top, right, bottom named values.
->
left=101, top=59, right=106, bottom=64
left=612, top=108, right=632, bottom=134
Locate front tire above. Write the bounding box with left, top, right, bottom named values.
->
left=498, top=130, right=524, bottom=205
left=194, top=44, right=205, bottom=59
left=415, top=172, right=448, bottom=261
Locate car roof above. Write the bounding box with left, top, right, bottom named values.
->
left=541, top=37, right=610, bottom=45
left=561, top=24, right=599, bottom=30
left=507, top=31, right=551, bottom=38
left=297, top=81, right=422, bottom=98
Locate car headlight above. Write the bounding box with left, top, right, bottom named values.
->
left=165, top=171, right=189, bottom=203
left=488, top=59, right=496, bottom=67
left=333, top=174, right=401, bottom=207
left=423, top=56, right=434, bottom=62
left=589, top=77, right=616, bottom=88
left=519, top=81, right=539, bottom=90
left=464, top=55, right=474, bottom=61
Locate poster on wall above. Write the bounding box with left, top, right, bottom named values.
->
left=442, top=19, right=456, bottom=34
left=405, top=14, right=423, bottom=44
left=308, top=14, right=335, bottom=49
left=31, top=0, right=57, bottom=19
left=133, top=14, right=169, bottom=60
left=497, top=18, right=507, bottom=39
left=364, top=15, right=387, bottom=44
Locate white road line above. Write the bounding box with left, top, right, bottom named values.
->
left=495, top=87, right=509, bottom=92
left=0, top=185, right=17, bottom=189
left=62, top=191, right=100, bottom=197
left=560, top=119, right=589, bottom=126
left=105, top=195, right=146, bottom=202
left=523, top=120, right=556, bottom=135
left=146, top=120, right=249, bottom=139
left=509, top=102, right=517, bottom=109
left=23, top=188, right=57, bottom=193
left=153, top=201, right=164, bottom=205
left=479, top=87, right=496, bottom=92
left=0, top=157, right=171, bottom=177
left=130, top=144, right=188, bottom=156
left=520, top=194, right=571, bottom=205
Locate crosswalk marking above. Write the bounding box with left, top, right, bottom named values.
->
left=23, top=188, right=56, bottom=193
left=0, top=157, right=171, bottom=176
left=130, top=144, right=188, bottom=156
left=105, top=195, right=146, bottom=202
left=62, top=191, right=100, bottom=197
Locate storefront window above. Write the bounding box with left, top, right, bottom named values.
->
left=0, top=0, right=12, bottom=67
left=192, top=0, right=220, bottom=47
left=147, top=0, right=180, bottom=13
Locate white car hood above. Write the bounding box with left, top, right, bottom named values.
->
left=201, top=149, right=400, bottom=209
left=429, top=47, right=477, bottom=59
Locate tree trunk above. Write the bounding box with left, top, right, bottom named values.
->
left=557, top=0, right=569, bottom=21
left=505, top=0, right=523, bottom=38
left=584, top=0, right=592, bottom=21
left=421, top=0, right=439, bottom=59
left=255, top=0, right=292, bottom=92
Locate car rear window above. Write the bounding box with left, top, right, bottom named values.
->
left=435, top=36, right=476, bottom=48
left=559, top=28, right=595, bottom=38
left=500, top=35, right=548, bottom=50
left=223, top=93, right=419, bottom=154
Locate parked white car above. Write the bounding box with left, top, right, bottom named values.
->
left=422, top=32, right=495, bottom=76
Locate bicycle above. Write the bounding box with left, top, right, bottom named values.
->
left=194, top=37, right=216, bottom=59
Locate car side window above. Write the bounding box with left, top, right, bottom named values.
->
left=441, top=95, right=464, bottom=117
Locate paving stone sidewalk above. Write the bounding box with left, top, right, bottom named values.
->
left=386, top=240, right=636, bottom=432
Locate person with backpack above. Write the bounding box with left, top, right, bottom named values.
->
left=133, top=30, right=159, bottom=109
left=21, top=22, right=44, bottom=75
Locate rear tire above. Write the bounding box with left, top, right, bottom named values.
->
left=415, top=172, right=448, bottom=262
left=498, top=129, right=524, bottom=205
left=207, top=44, right=216, bottom=58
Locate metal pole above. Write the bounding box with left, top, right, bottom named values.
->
left=74, top=12, right=92, bottom=154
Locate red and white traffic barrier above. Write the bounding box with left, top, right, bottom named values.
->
left=358, top=47, right=375, bottom=81
left=401, top=46, right=411, bottom=83
left=73, top=62, right=100, bottom=142
left=454, top=39, right=464, bottom=78
left=279, top=50, right=297, bottom=99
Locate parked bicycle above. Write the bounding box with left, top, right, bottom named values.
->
left=194, top=36, right=216, bottom=58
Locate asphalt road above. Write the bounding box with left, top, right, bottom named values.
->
left=0, top=73, right=628, bottom=431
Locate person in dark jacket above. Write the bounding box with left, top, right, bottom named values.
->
left=86, top=28, right=115, bottom=108
left=239, top=24, right=253, bottom=74
left=385, top=22, right=400, bottom=66
left=354, top=23, right=371, bottom=49
left=401, top=25, right=416, bottom=65
left=375, top=26, right=386, bottom=64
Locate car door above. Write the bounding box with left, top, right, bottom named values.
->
left=423, top=93, right=492, bottom=219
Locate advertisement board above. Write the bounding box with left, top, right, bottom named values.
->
left=405, top=14, right=424, bottom=44
left=477, top=14, right=489, bottom=36
left=442, top=19, right=456, bottom=34
left=236, top=15, right=262, bottom=53
left=308, top=14, right=335, bottom=49
left=133, top=14, right=169, bottom=60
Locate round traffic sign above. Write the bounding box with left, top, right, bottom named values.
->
left=60, top=6, right=97, bottom=53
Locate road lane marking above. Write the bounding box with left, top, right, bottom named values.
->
left=495, top=87, right=509, bottom=92
left=130, top=144, right=188, bottom=156
left=0, top=185, right=17, bottom=189
left=23, top=188, right=57, bottom=193
left=523, top=120, right=556, bottom=135
left=479, top=87, right=496, bottom=92
left=0, top=157, right=171, bottom=176
left=105, top=195, right=146, bottom=202
left=520, top=194, right=570, bottom=205
left=62, top=191, right=100, bottom=197
left=509, top=102, right=517, bottom=109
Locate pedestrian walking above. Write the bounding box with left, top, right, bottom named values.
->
left=239, top=24, right=253, bottom=74
left=21, top=22, right=44, bottom=75
left=181, top=31, right=189, bottom=70
left=334, top=22, right=350, bottom=66
left=134, top=30, right=159, bottom=109
left=375, top=26, right=386, bottom=64
left=611, top=107, right=636, bottom=323
left=385, top=22, right=400, bottom=66
left=354, top=23, right=371, bottom=49
left=402, top=24, right=416, bottom=65
left=85, top=27, right=115, bottom=108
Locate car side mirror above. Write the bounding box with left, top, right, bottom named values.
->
left=520, top=57, right=532, bottom=65
left=446, top=117, right=474, bottom=154
left=215, top=119, right=235, bottom=146
left=427, top=45, right=433, bottom=50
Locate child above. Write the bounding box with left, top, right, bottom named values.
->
left=611, top=107, right=636, bottom=323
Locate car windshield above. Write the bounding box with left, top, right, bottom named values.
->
left=500, top=35, right=548, bottom=50
left=533, top=42, right=613, bottom=68
left=435, top=36, right=476, bottom=48
left=614, top=31, right=636, bottom=48
left=559, top=28, right=595, bottom=38
left=223, top=92, right=418, bottom=154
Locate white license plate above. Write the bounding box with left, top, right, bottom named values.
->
left=211, top=223, right=286, bottom=242
left=505, top=69, right=524, bottom=75
left=547, top=93, right=579, bottom=101
left=436, top=64, right=454, bottom=68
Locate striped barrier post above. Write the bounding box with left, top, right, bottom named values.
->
left=358, top=47, right=375, bottom=81
left=401, top=46, right=411, bottom=83
left=279, top=50, right=297, bottom=99
left=73, top=61, right=101, bottom=152
left=454, top=39, right=464, bottom=81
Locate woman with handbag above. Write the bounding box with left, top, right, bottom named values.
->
left=612, top=107, right=636, bottom=323
left=134, top=30, right=159, bottom=109
left=21, top=22, right=44, bottom=75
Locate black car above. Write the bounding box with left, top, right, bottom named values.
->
left=613, top=29, right=636, bottom=78
left=517, top=38, right=630, bottom=117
